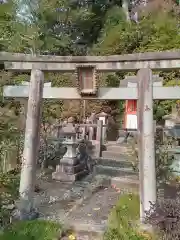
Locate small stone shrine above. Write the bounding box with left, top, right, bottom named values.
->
left=52, top=118, right=88, bottom=182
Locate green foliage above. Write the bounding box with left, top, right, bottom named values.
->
left=155, top=133, right=175, bottom=184
left=94, top=6, right=180, bottom=55
left=0, top=169, right=20, bottom=227
left=93, top=7, right=180, bottom=121
left=0, top=0, right=18, bottom=51
left=104, top=194, right=150, bottom=240
left=128, top=132, right=176, bottom=183
left=0, top=72, right=22, bottom=171
left=0, top=220, right=62, bottom=240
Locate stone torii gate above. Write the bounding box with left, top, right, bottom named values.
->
left=2, top=51, right=180, bottom=222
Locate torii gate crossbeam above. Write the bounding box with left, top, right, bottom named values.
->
left=3, top=86, right=180, bottom=100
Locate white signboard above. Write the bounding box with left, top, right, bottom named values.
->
left=99, top=116, right=106, bottom=125
left=126, top=114, right=137, bottom=129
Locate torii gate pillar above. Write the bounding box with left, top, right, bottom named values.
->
left=138, top=68, right=156, bottom=222
left=18, top=69, right=44, bottom=219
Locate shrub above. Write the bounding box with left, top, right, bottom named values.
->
left=155, top=134, right=175, bottom=184
left=128, top=131, right=175, bottom=184
left=104, top=193, right=150, bottom=240
left=0, top=169, right=20, bottom=228
left=0, top=220, right=62, bottom=240
left=146, top=198, right=180, bottom=240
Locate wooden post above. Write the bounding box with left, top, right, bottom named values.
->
left=137, top=68, right=156, bottom=222
left=19, top=69, right=44, bottom=217
left=96, top=120, right=103, bottom=157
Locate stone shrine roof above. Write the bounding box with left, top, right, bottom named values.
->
left=60, top=123, right=76, bottom=136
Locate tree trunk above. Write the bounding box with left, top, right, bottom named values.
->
left=122, top=0, right=130, bottom=21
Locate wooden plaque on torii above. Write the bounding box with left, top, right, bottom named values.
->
left=75, top=65, right=98, bottom=96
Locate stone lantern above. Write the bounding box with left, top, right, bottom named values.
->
left=52, top=121, right=88, bottom=182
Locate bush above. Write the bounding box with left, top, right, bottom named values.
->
left=104, top=193, right=151, bottom=240
left=155, top=133, right=175, bottom=184
left=146, top=198, right=180, bottom=240
left=0, top=168, right=20, bottom=228
left=0, top=220, right=62, bottom=240
left=128, top=131, right=175, bottom=184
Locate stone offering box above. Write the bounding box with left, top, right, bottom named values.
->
left=52, top=123, right=88, bottom=182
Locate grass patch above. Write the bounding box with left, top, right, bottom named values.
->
left=104, top=193, right=152, bottom=240
left=0, top=220, right=62, bottom=240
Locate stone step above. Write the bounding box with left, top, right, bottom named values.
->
left=94, top=165, right=137, bottom=177
left=61, top=231, right=103, bottom=240
left=66, top=220, right=106, bottom=234
left=105, top=145, right=133, bottom=153
left=52, top=169, right=88, bottom=182
left=111, top=176, right=139, bottom=193
left=102, top=150, right=136, bottom=160
left=96, top=157, right=132, bottom=168
left=64, top=186, right=119, bottom=239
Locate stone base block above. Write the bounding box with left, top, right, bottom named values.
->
left=12, top=208, right=39, bottom=221
left=60, top=157, right=79, bottom=165
left=52, top=170, right=88, bottom=182
left=56, top=162, right=86, bottom=174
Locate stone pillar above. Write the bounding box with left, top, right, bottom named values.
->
left=97, top=112, right=108, bottom=143
left=137, top=68, right=156, bottom=222
left=96, top=120, right=103, bottom=158
left=18, top=69, right=44, bottom=218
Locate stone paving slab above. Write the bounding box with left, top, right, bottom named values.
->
left=34, top=175, right=88, bottom=221
left=66, top=186, right=120, bottom=231
left=34, top=167, right=123, bottom=239
left=34, top=179, right=84, bottom=206
left=34, top=173, right=112, bottom=222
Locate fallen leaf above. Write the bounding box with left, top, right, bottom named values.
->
left=68, top=234, right=76, bottom=240
left=93, top=207, right=100, bottom=211
left=87, top=213, right=92, bottom=216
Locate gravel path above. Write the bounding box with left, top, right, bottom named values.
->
left=66, top=186, right=120, bottom=232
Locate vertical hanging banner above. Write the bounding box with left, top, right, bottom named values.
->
left=75, top=65, right=98, bottom=96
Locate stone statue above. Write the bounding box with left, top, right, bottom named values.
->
left=76, top=139, right=94, bottom=173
